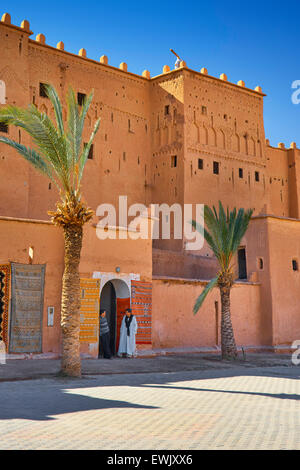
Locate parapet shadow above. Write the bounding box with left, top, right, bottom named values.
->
left=0, top=377, right=158, bottom=421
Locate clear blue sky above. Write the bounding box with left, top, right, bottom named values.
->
left=5, top=0, right=300, bottom=146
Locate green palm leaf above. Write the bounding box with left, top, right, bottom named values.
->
left=0, top=136, right=55, bottom=182
left=191, top=201, right=253, bottom=314
left=0, top=84, right=100, bottom=199
left=193, top=277, right=218, bottom=315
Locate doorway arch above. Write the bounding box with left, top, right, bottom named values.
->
left=99, top=279, right=130, bottom=357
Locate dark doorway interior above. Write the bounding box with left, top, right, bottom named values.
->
left=238, top=247, right=247, bottom=280
left=99, top=281, right=116, bottom=357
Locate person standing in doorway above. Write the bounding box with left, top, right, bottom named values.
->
left=117, top=308, right=138, bottom=358
left=99, top=309, right=111, bottom=359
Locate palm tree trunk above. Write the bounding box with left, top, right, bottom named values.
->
left=60, top=224, right=83, bottom=377
left=220, top=286, right=238, bottom=360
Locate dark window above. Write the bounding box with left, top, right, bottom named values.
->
left=84, top=143, right=94, bottom=160
left=238, top=247, right=247, bottom=280
left=164, top=105, right=169, bottom=115
left=255, top=171, right=260, bottom=182
left=258, top=258, right=263, bottom=270
left=239, top=168, right=243, bottom=178
left=198, top=158, right=203, bottom=170
left=292, top=259, right=298, bottom=271
left=201, top=106, right=207, bottom=115
left=213, top=161, right=219, bottom=175
left=171, top=155, right=177, bottom=168
left=39, top=82, right=49, bottom=98
left=0, top=122, right=8, bottom=133
left=77, top=92, right=86, bottom=106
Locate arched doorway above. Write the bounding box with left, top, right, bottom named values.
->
left=99, top=281, right=116, bottom=357
left=99, top=279, right=130, bottom=357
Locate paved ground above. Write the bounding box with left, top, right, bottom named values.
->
left=0, top=354, right=299, bottom=449
left=0, top=352, right=295, bottom=381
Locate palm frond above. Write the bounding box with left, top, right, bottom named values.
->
left=0, top=136, right=56, bottom=183
left=66, top=87, right=81, bottom=177
left=0, top=83, right=99, bottom=225
left=0, top=104, right=70, bottom=191
left=193, top=277, right=218, bottom=315
left=44, top=84, right=64, bottom=136
left=78, top=118, right=100, bottom=183
left=191, top=201, right=253, bottom=313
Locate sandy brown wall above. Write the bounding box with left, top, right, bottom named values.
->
left=152, top=279, right=262, bottom=349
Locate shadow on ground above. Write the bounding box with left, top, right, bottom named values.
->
left=0, top=359, right=299, bottom=421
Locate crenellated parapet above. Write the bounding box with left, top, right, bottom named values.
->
left=1, top=12, right=33, bottom=34
left=0, top=11, right=266, bottom=95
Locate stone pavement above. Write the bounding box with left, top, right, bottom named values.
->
left=0, top=364, right=299, bottom=450
left=0, top=352, right=295, bottom=381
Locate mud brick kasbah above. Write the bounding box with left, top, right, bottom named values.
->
left=0, top=12, right=299, bottom=358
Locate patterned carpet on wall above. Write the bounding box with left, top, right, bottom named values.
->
left=9, top=263, right=45, bottom=354
left=131, top=281, right=152, bottom=344
left=0, top=264, right=10, bottom=351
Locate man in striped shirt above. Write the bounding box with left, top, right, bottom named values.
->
left=99, top=309, right=111, bottom=359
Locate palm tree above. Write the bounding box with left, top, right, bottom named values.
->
left=192, top=201, right=253, bottom=360
left=0, top=85, right=100, bottom=376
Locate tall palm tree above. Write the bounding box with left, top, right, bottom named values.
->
left=0, top=85, right=100, bottom=376
left=192, top=202, right=253, bottom=360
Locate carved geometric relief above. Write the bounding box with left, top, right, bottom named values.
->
left=208, top=127, right=216, bottom=147
left=248, top=137, right=256, bottom=156
left=240, top=135, right=248, bottom=155
left=232, top=134, right=240, bottom=152
left=190, top=122, right=199, bottom=143
left=199, top=125, right=208, bottom=145
left=216, top=129, right=225, bottom=149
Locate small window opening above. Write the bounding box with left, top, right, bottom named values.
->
left=0, top=122, right=8, bottom=133
left=238, top=247, right=247, bottom=280
left=164, top=105, right=169, bottom=115
left=201, top=106, right=207, bottom=115
left=171, top=155, right=177, bottom=168
left=198, top=158, right=203, bottom=170
left=77, top=92, right=86, bottom=106
left=292, top=259, right=298, bottom=271
left=239, top=168, right=243, bottom=178
left=213, top=161, right=219, bottom=175
left=39, top=83, right=49, bottom=98
left=258, top=258, right=263, bottom=270
left=255, top=171, right=260, bottom=182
